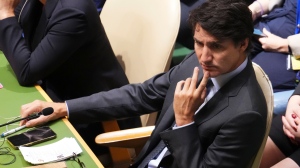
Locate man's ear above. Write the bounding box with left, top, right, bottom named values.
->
left=240, top=38, right=249, bottom=52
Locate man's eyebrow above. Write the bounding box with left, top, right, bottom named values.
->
left=208, top=41, right=223, bottom=45
left=193, top=37, right=223, bottom=44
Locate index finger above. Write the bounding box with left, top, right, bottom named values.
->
left=20, top=104, right=42, bottom=126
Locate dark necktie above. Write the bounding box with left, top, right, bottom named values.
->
left=206, top=79, right=213, bottom=94
left=206, top=79, right=215, bottom=101
left=138, top=140, right=166, bottom=168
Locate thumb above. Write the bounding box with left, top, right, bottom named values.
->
left=25, top=119, right=40, bottom=127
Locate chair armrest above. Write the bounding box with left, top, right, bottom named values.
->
left=95, top=126, right=155, bottom=148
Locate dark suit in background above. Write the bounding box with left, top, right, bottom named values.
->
left=0, top=0, right=140, bottom=155
left=67, top=52, right=267, bottom=167
left=93, top=0, right=106, bottom=13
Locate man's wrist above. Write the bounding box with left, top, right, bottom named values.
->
left=55, top=102, right=69, bottom=118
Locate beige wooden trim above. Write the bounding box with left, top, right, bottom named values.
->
left=34, top=85, right=104, bottom=168
left=102, top=120, right=132, bottom=166
left=34, top=85, right=52, bottom=102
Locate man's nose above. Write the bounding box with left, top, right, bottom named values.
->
left=201, top=46, right=212, bottom=62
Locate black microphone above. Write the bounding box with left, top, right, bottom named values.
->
left=0, top=107, right=54, bottom=128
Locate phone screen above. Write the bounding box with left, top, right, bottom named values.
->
left=7, top=126, right=56, bottom=149
left=253, top=28, right=266, bottom=37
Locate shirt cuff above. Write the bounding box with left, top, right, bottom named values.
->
left=172, top=121, right=194, bottom=130
left=65, top=101, right=70, bottom=118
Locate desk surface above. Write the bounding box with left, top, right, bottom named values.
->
left=0, top=52, right=104, bottom=167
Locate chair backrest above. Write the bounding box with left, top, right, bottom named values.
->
left=100, top=0, right=180, bottom=126
left=251, top=62, right=274, bottom=168
left=99, top=0, right=180, bottom=166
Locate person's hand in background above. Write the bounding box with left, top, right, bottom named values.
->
left=282, top=95, right=300, bottom=145
left=258, top=28, right=289, bottom=53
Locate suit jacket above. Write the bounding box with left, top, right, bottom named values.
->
left=0, top=0, right=128, bottom=101
left=67, top=52, right=267, bottom=168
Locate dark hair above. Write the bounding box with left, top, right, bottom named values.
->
left=188, top=0, right=253, bottom=53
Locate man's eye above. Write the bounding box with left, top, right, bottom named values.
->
left=211, top=44, right=222, bottom=50
left=212, top=44, right=220, bottom=49
left=195, top=41, right=203, bottom=46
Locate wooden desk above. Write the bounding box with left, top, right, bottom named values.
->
left=0, top=52, right=104, bottom=167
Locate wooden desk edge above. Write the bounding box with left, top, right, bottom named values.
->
left=34, top=85, right=104, bottom=168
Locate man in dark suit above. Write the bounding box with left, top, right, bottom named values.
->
left=0, top=0, right=140, bottom=157
left=0, top=0, right=129, bottom=102
left=20, top=0, right=267, bottom=167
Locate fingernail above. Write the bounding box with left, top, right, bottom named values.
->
left=292, top=114, right=297, bottom=119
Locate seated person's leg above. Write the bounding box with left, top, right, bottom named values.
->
left=260, top=115, right=300, bottom=168
left=260, top=137, right=285, bottom=168
left=271, top=157, right=299, bottom=168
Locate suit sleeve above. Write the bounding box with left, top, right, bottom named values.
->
left=160, top=111, right=265, bottom=168
left=66, top=66, right=179, bottom=123
left=0, top=8, right=89, bottom=86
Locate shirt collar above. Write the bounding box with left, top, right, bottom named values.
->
left=210, top=57, right=248, bottom=90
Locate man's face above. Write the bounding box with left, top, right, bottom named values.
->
left=194, top=24, right=248, bottom=77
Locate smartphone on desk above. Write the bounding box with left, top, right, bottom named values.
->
left=7, top=126, right=56, bottom=149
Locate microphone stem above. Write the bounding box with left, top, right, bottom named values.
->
left=0, top=118, right=24, bottom=127
left=0, top=114, right=38, bottom=128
